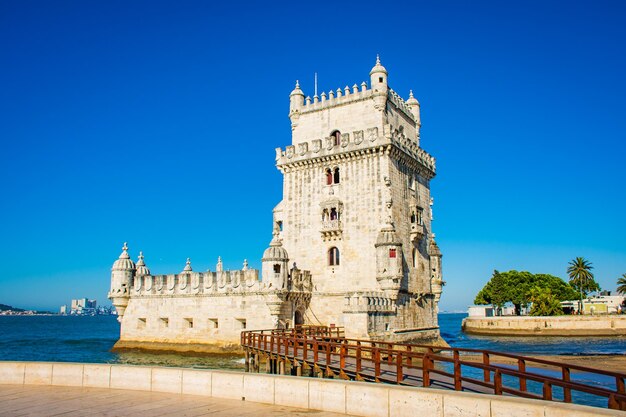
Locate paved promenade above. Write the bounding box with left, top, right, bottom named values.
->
left=0, top=385, right=350, bottom=416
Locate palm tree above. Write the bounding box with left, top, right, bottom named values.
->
left=617, top=273, right=626, bottom=295
left=567, top=257, right=594, bottom=314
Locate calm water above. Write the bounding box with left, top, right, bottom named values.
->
left=2, top=313, right=625, bottom=408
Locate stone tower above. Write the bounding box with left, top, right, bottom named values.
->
left=274, top=57, right=444, bottom=342
left=108, top=242, right=135, bottom=322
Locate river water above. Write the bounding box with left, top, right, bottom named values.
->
left=1, top=313, right=625, bottom=408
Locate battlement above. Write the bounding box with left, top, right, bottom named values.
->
left=293, top=83, right=417, bottom=124
left=131, top=269, right=263, bottom=297
left=275, top=123, right=436, bottom=177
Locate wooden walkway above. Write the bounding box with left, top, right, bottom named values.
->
left=241, top=326, right=626, bottom=411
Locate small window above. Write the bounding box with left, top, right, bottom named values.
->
left=384, top=323, right=390, bottom=331
left=322, top=208, right=329, bottom=221
left=379, top=77, right=383, bottom=83
left=330, top=130, right=341, bottom=146
left=185, top=318, right=193, bottom=329
left=277, top=221, right=283, bottom=231
left=137, top=318, right=146, bottom=329
left=410, top=212, right=417, bottom=224
left=389, top=248, right=397, bottom=258
left=330, top=208, right=338, bottom=221
left=159, top=318, right=169, bottom=328
left=328, top=247, right=340, bottom=266
left=333, top=168, right=340, bottom=184
left=237, top=318, right=247, bottom=329
left=326, top=169, right=333, bottom=185
left=209, top=318, right=219, bottom=329
left=273, top=264, right=281, bottom=273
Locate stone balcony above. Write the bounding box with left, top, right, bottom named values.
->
left=321, top=219, right=342, bottom=241
left=410, top=223, right=425, bottom=243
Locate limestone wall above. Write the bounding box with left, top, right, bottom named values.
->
left=463, top=315, right=626, bottom=336
left=0, top=361, right=620, bottom=416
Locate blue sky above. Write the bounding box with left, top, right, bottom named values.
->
left=1, top=1, right=625, bottom=312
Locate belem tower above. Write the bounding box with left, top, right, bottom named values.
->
left=108, top=57, right=445, bottom=353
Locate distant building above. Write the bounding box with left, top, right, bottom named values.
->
left=59, top=305, right=67, bottom=315
left=561, top=293, right=625, bottom=315
left=70, top=298, right=97, bottom=315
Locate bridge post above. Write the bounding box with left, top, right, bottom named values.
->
left=244, top=350, right=249, bottom=373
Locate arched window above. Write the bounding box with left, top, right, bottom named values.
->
left=273, top=264, right=281, bottom=273
left=330, top=208, right=338, bottom=221
left=322, top=208, right=329, bottom=221
left=410, top=211, right=416, bottom=224
left=328, top=247, right=340, bottom=266
left=333, top=168, right=340, bottom=184
left=330, top=130, right=341, bottom=146
left=326, top=169, right=333, bottom=185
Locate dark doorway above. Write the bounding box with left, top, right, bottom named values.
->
left=294, top=310, right=304, bottom=326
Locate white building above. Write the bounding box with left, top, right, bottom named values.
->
left=109, top=58, right=445, bottom=353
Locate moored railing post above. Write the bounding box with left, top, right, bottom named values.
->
left=422, top=353, right=431, bottom=388
left=396, top=351, right=403, bottom=384
left=453, top=350, right=462, bottom=391
left=543, top=381, right=553, bottom=401
left=340, top=342, right=346, bottom=369
left=494, top=369, right=502, bottom=395
left=562, top=367, right=571, bottom=403
left=356, top=341, right=362, bottom=372
left=518, top=359, right=527, bottom=392
left=483, top=352, right=490, bottom=383
left=374, top=347, right=381, bottom=380
left=314, top=339, right=319, bottom=363
left=406, top=346, right=412, bottom=366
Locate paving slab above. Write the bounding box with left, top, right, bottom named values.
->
left=0, top=385, right=353, bottom=417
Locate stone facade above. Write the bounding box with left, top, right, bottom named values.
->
left=108, top=58, right=445, bottom=353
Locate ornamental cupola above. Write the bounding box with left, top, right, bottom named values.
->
left=135, top=251, right=150, bottom=277
left=181, top=257, right=192, bottom=273
left=112, top=242, right=136, bottom=272
left=262, top=230, right=289, bottom=289
left=369, top=55, right=388, bottom=92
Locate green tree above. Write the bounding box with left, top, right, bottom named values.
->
left=473, top=270, right=576, bottom=315
left=529, top=287, right=564, bottom=316
left=617, top=273, right=626, bottom=295
left=567, top=257, right=600, bottom=313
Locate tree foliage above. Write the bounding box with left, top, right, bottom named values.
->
left=617, top=273, right=626, bottom=295
left=529, top=287, right=564, bottom=316
left=474, top=270, right=578, bottom=315
left=566, top=257, right=600, bottom=295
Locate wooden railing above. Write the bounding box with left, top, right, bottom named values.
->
left=241, top=326, right=626, bottom=411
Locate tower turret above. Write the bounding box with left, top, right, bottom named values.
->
left=406, top=90, right=421, bottom=136
left=429, top=235, right=444, bottom=310
left=375, top=224, right=403, bottom=300
left=108, top=242, right=136, bottom=321
left=370, top=55, right=388, bottom=92
left=135, top=251, right=150, bottom=277
left=262, top=230, right=289, bottom=290
left=289, top=80, right=305, bottom=129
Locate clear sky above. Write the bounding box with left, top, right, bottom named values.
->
left=1, top=1, right=625, bottom=312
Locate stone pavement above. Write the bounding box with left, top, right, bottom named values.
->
left=0, top=385, right=351, bottom=416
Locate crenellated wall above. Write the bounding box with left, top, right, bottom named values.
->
left=132, top=269, right=261, bottom=296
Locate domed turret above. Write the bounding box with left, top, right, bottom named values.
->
left=112, top=242, right=135, bottom=271
left=108, top=242, right=136, bottom=321
left=289, top=80, right=305, bottom=119
left=182, top=257, right=192, bottom=273
left=406, top=90, right=421, bottom=127
left=135, top=251, right=150, bottom=277
left=262, top=232, right=289, bottom=289
left=429, top=235, right=444, bottom=310
left=370, top=55, right=388, bottom=92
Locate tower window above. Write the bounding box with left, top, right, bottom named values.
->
left=277, top=221, right=283, bottom=231
left=330, top=130, right=341, bottom=146
left=325, top=167, right=340, bottom=185
left=328, top=247, right=340, bottom=266
left=330, top=208, right=338, bottom=221
left=273, top=264, right=281, bottom=273
left=379, top=77, right=383, bottom=83
left=389, top=248, right=397, bottom=258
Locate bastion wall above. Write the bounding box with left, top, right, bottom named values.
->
left=462, top=315, right=626, bottom=336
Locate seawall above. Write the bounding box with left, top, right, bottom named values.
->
left=0, top=361, right=622, bottom=416
left=462, top=315, right=626, bottom=336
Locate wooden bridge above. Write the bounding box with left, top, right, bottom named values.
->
left=241, top=326, right=626, bottom=411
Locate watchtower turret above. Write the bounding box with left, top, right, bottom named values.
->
left=262, top=230, right=290, bottom=290
left=370, top=55, right=388, bottom=92
left=108, top=242, right=135, bottom=321
left=375, top=223, right=403, bottom=300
